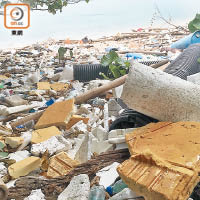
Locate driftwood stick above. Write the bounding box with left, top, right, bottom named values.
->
left=119, top=50, right=167, bottom=56
left=10, top=111, right=44, bottom=129
left=0, top=114, right=23, bottom=123
left=8, top=149, right=130, bottom=200
left=151, top=59, right=169, bottom=69
left=75, top=75, right=127, bottom=104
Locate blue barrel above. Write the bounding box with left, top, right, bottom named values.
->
left=171, top=31, right=200, bottom=49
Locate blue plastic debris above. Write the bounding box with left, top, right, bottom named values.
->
left=44, top=98, right=55, bottom=107
left=171, top=31, right=200, bottom=49
left=16, top=125, right=25, bottom=129
left=29, top=108, right=36, bottom=113
left=125, top=53, right=143, bottom=59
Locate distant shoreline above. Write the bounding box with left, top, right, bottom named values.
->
left=0, top=23, right=188, bottom=51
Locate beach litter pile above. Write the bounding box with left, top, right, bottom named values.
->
left=1, top=27, right=200, bottom=200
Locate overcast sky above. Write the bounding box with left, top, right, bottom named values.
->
left=0, top=0, right=200, bottom=49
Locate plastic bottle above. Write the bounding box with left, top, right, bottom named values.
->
left=88, top=185, right=105, bottom=200
left=106, top=179, right=128, bottom=196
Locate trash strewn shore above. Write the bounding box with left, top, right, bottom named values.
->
left=1, top=26, right=200, bottom=200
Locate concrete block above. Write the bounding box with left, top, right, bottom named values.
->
left=58, top=174, right=90, bottom=200
left=108, top=98, right=122, bottom=117
left=75, top=133, right=89, bottom=163
left=31, top=135, right=72, bottom=156
left=69, top=121, right=88, bottom=138
left=31, top=126, right=61, bottom=144
left=67, top=133, right=89, bottom=163
left=47, top=152, right=79, bottom=178
left=35, top=99, right=74, bottom=129
left=96, top=162, right=120, bottom=188
left=122, top=63, right=200, bottom=122
left=8, top=156, right=41, bottom=179
left=92, top=125, right=108, bottom=142
left=91, top=139, right=114, bottom=155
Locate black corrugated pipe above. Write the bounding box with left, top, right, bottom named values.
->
left=73, top=64, right=109, bottom=82
left=72, top=61, right=162, bottom=82
left=109, top=109, right=158, bottom=131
